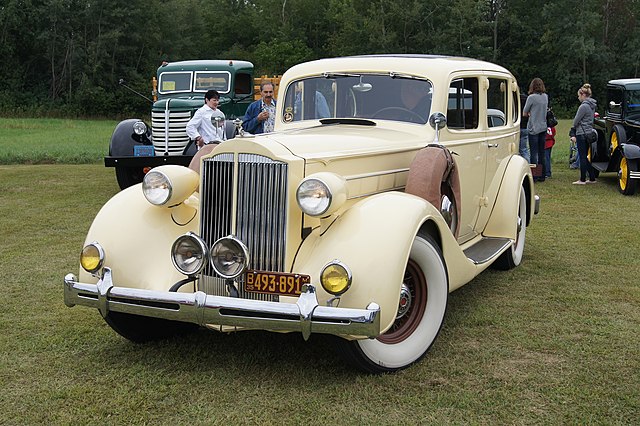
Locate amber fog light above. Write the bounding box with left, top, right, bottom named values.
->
left=210, top=236, right=249, bottom=279
left=171, top=233, right=208, bottom=276
left=320, top=260, right=352, bottom=295
left=80, top=242, right=105, bottom=274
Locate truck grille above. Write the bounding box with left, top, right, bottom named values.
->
left=151, top=110, right=191, bottom=155
left=199, top=153, right=289, bottom=300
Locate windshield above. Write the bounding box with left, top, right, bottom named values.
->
left=158, top=71, right=231, bottom=95
left=281, top=74, right=433, bottom=124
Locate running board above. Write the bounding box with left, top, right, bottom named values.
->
left=463, top=237, right=512, bottom=265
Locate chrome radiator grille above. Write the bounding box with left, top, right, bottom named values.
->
left=199, top=153, right=289, bottom=300
left=151, top=110, right=191, bottom=155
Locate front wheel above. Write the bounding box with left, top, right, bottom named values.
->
left=493, top=185, right=527, bottom=270
left=104, top=311, right=198, bottom=343
left=115, top=166, right=145, bottom=190
left=618, top=157, right=638, bottom=195
left=337, top=233, right=448, bottom=373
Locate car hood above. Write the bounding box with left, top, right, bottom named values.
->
left=254, top=123, right=432, bottom=161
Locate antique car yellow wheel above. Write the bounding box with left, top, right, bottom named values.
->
left=104, top=311, right=197, bottom=343
left=337, top=233, right=448, bottom=373
left=610, top=124, right=626, bottom=154
left=618, top=157, right=638, bottom=195
left=493, top=185, right=527, bottom=270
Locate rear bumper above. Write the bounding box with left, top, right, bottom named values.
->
left=64, top=268, right=381, bottom=340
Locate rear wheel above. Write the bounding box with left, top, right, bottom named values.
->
left=493, top=185, right=527, bottom=270
left=337, top=234, right=448, bottom=373
left=104, top=311, right=198, bottom=343
left=115, top=166, right=145, bottom=190
left=610, top=124, right=627, bottom=154
left=618, top=157, right=638, bottom=195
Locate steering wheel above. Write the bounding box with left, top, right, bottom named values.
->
left=372, top=107, right=425, bottom=123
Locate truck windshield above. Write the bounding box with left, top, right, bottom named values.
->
left=194, top=71, right=231, bottom=94
left=282, top=74, right=433, bottom=124
left=158, top=72, right=192, bottom=94
left=626, top=90, right=640, bottom=118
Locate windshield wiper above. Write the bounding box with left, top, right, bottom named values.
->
left=323, top=72, right=361, bottom=79
left=389, top=72, right=429, bottom=82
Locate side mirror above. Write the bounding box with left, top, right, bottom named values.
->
left=429, top=112, right=447, bottom=143
left=211, top=116, right=224, bottom=128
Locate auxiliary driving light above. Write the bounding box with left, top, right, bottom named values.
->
left=320, top=260, right=352, bottom=295
left=210, top=236, right=249, bottom=279
left=171, top=233, right=208, bottom=276
left=80, top=242, right=105, bottom=274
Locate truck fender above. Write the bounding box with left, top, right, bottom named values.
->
left=621, top=143, right=640, bottom=160
left=292, top=191, right=467, bottom=335
left=78, top=184, right=199, bottom=291
left=483, top=155, right=533, bottom=238
left=109, top=118, right=152, bottom=156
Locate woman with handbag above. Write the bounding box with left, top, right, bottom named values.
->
left=570, top=83, right=598, bottom=184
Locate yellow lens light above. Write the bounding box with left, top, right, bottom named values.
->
left=320, top=261, right=352, bottom=295
left=80, top=243, right=104, bottom=273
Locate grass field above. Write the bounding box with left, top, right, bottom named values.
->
left=0, top=120, right=638, bottom=424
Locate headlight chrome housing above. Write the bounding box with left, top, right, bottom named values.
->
left=133, top=121, right=147, bottom=135
left=80, top=242, right=105, bottom=274
left=210, top=236, right=249, bottom=279
left=143, top=170, right=172, bottom=205
left=320, top=260, right=352, bottom=296
left=171, top=232, right=208, bottom=276
left=296, top=173, right=347, bottom=217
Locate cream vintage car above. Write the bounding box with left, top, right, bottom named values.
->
left=64, top=55, right=540, bottom=373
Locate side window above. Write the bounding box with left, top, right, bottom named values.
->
left=487, top=78, right=507, bottom=128
left=607, top=87, right=623, bottom=116
left=512, top=87, right=519, bottom=124
left=447, top=78, right=479, bottom=129
left=234, top=73, right=252, bottom=95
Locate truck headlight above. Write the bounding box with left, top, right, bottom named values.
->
left=320, top=260, right=352, bottom=295
left=296, top=173, right=347, bottom=217
left=210, top=236, right=249, bottom=279
left=171, top=233, right=208, bottom=276
left=143, top=170, right=172, bottom=205
left=80, top=242, right=105, bottom=274
left=133, top=121, right=147, bottom=135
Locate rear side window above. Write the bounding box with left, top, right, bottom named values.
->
left=487, top=78, right=508, bottom=128
left=447, top=78, right=479, bottom=129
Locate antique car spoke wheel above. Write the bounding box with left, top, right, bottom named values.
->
left=493, top=185, right=527, bottom=270
left=337, top=234, right=448, bottom=373
left=610, top=124, right=626, bottom=154
left=618, top=157, right=638, bottom=195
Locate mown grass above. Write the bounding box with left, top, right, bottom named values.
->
left=0, top=117, right=116, bottom=164
left=0, top=121, right=638, bottom=424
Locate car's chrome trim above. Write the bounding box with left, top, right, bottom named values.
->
left=64, top=268, right=381, bottom=340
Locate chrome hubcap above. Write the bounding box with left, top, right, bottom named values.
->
left=396, top=283, right=412, bottom=319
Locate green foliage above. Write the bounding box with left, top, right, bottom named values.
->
left=1, top=0, right=640, bottom=118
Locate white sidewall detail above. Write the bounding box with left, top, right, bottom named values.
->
left=356, top=235, right=448, bottom=370
left=510, top=187, right=527, bottom=266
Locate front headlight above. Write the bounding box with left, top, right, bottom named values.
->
left=320, top=260, right=352, bottom=295
left=296, top=173, right=347, bottom=217
left=80, top=242, right=105, bottom=274
left=133, top=121, right=147, bottom=135
left=143, top=170, right=172, bottom=205
left=171, top=233, right=208, bottom=276
left=210, top=236, right=249, bottom=279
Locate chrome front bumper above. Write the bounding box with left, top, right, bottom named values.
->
left=64, top=268, right=381, bottom=340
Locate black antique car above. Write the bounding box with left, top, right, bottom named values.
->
left=592, top=79, right=640, bottom=195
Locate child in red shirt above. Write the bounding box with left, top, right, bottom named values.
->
left=544, top=126, right=556, bottom=178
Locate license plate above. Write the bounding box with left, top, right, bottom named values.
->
left=134, top=145, right=155, bottom=157
left=245, top=270, right=311, bottom=296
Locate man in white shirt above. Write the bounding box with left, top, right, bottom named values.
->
left=186, top=90, right=227, bottom=149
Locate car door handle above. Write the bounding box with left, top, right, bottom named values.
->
left=487, top=143, right=499, bottom=148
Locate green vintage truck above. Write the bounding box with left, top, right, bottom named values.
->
left=106, top=60, right=255, bottom=189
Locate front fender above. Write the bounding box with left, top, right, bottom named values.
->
left=621, top=143, right=640, bottom=160
left=109, top=118, right=152, bottom=156
left=292, top=192, right=451, bottom=335
left=78, top=184, right=199, bottom=290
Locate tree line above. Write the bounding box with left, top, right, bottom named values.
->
left=1, top=0, right=638, bottom=118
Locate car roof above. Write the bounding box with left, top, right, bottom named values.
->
left=608, top=79, right=640, bottom=90
left=157, top=60, right=254, bottom=74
